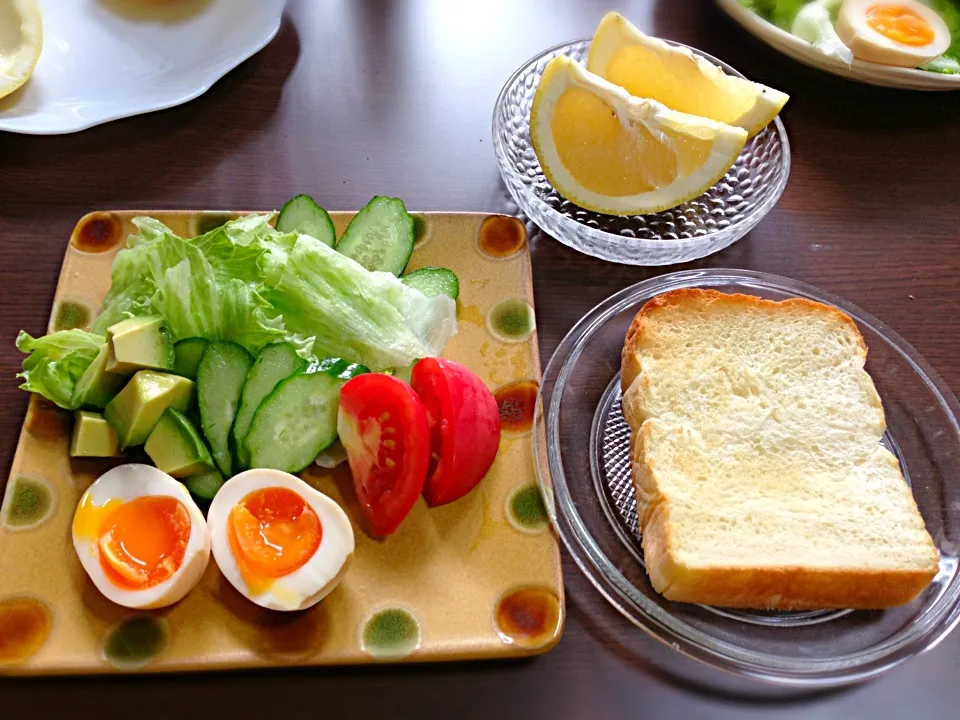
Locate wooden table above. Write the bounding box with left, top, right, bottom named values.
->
left=3, top=1, right=960, bottom=717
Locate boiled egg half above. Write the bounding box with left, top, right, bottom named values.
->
left=208, top=469, right=354, bottom=611
left=837, top=1, right=951, bottom=68
left=72, top=464, right=211, bottom=609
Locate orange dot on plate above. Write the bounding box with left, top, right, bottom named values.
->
left=478, top=215, right=526, bottom=258
left=0, top=597, right=52, bottom=664
left=72, top=213, right=122, bottom=253
left=494, top=380, right=539, bottom=433
left=495, top=587, right=562, bottom=649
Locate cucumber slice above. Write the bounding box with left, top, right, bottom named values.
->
left=173, top=338, right=209, bottom=379
left=232, top=342, right=307, bottom=470
left=197, top=342, right=253, bottom=477
left=336, top=196, right=415, bottom=275
left=401, top=267, right=460, bottom=300
left=310, top=357, right=369, bottom=381
left=277, top=194, right=336, bottom=248
left=184, top=469, right=225, bottom=502
left=244, top=372, right=343, bottom=474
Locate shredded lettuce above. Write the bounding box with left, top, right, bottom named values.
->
left=84, top=213, right=456, bottom=372
left=16, top=329, right=104, bottom=409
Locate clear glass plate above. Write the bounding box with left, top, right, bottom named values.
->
left=492, top=40, right=791, bottom=266
left=535, top=269, right=960, bottom=686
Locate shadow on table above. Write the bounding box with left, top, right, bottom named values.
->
left=562, top=554, right=861, bottom=706
left=0, top=13, right=300, bottom=216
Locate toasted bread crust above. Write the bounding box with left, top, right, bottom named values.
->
left=621, top=288, right=868, bottom=393
left=622, top=289, right=937, bottom=610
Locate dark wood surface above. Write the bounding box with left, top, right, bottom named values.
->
left=3, top=0, right=960, bottom=717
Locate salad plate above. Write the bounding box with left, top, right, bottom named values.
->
left=0, top=0, right=286, bottom=135
left=717, top=0, right=960, bottom=90
left=0, top=209, right=563, bottom=674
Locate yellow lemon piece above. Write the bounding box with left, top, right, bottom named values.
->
left=0, top=0, right=43, bottom=100
left=530, top=56, right=748, bottom=217
left=587, top=11, right=788, bottom=138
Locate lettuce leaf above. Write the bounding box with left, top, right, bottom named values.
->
left=261, top=233, right=458, bottom=370
left=922, top=0, right=960, bottom=73
left=86, top=213, right=456, bottom=372
left=738, top=0, right=807, bottom=28
left=16, top=329, right=104, bottom=409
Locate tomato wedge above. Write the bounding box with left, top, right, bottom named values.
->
left=411, top=358, right=501, bottom=506
left=337, top=374, right=430, bottom=537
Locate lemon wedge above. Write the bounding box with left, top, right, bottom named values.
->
left=530, top=56, right=748, bottom=216
left=0, top=0, right=42, bottom=100
left=587, top=11, right=787, bottom=138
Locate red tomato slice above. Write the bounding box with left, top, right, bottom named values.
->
left=337, top=374, right=430, bottom=537
left=411, top=358, right=501, bottom=506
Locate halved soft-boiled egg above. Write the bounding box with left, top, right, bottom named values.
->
left=837, top=1, right=951, bottom=68
left=72, top=464, right=211, bottom=610
left=208, top=469, right=354, bottom=611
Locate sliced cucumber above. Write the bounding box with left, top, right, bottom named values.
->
left=232, top=342, right=307, bottom=470
left=244, top=372, right=343, bottom=474
left=173, top=338, right=209, bottom=379
left=197, top=342, right=253, bottom=477
left=401, top=267, right=460, bottom=300
left=336, top=196, right=414, bottom=275
left=310, top=357, right=369, bottom=381
left=277, top=194, right=336, bottom=248
left=184, top=469, right=225, bottom=502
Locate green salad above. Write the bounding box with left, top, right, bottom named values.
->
left=16, top=195, right=462, bottom=491
left=739, top=0, right=960, bottom=73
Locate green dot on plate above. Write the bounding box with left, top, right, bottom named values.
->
left=195, top=214, right=236, bottom=235
left=3, top=477, right=54, bottom=529
left=103, top=616, right=166, bottom=668
left=487, top=299, right=535, bottom=342
left=54, top=301, right=91, bottom=331
left=508, top=485, right=547, bottom=532
left=362, top=608, right=420, bottom=658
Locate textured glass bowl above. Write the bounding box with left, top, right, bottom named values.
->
left=535, top=269, right=960, bottom=686
left=492, top=40, right=791, bottom=266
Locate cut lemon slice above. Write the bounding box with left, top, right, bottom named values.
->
left=530, top=56, right=748, bottom=216
left=0, top=0, right=42, bottom=100
left=587, top=11, right=788, bottom=138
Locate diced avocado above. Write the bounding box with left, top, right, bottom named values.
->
left=173, top=338, right=209, bottom=379
left=145, top=408, right=215, bottom=478
left=71, top=343, right=127, bottom=410
left=106, top=316, right=175, bottom=374
left=104, top=371, right=195, bottom=449
left=70, top=411, right=122, bottom=457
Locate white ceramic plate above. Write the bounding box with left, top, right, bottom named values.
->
left=0, top=0, right=286, bottom=134
left=717, top=0, right=960, bottom=90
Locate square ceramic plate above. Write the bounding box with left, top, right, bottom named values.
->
left=0, top=210, right=563, bottom=674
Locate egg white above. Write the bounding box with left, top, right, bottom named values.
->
left=208, top=469, right=355, bottom=612
left=837, top=0, right=951, bottom=68
left=72, top=464, right=211, bottom=610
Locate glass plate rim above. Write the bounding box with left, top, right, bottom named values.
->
left=491, top=40, right=792, bottom=264
left=534, top=268, right=960, bottom=686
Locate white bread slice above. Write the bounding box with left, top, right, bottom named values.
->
left=620, top=289, right=939, bottom=610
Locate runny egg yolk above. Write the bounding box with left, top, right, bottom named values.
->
left=83, top=496, right=191, bottom=590
left=866, top=5, right=936, bottom=46
left=227, top=487, right=322, bottom=593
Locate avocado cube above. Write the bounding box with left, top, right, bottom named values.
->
left=145, top=408, right=215, bottom=478
left=104, top=371, right=195, bottom=449
left=70, top=411, right=122, bottom=458
left=106, top=316, right=175, bottom=374
left=71, top=344, right=127, bottom=410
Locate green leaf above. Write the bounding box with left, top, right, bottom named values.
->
left=16, top=330, right=105, bottom=409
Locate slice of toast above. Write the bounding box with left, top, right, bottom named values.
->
left=620, top=289, right=939, bottom=610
